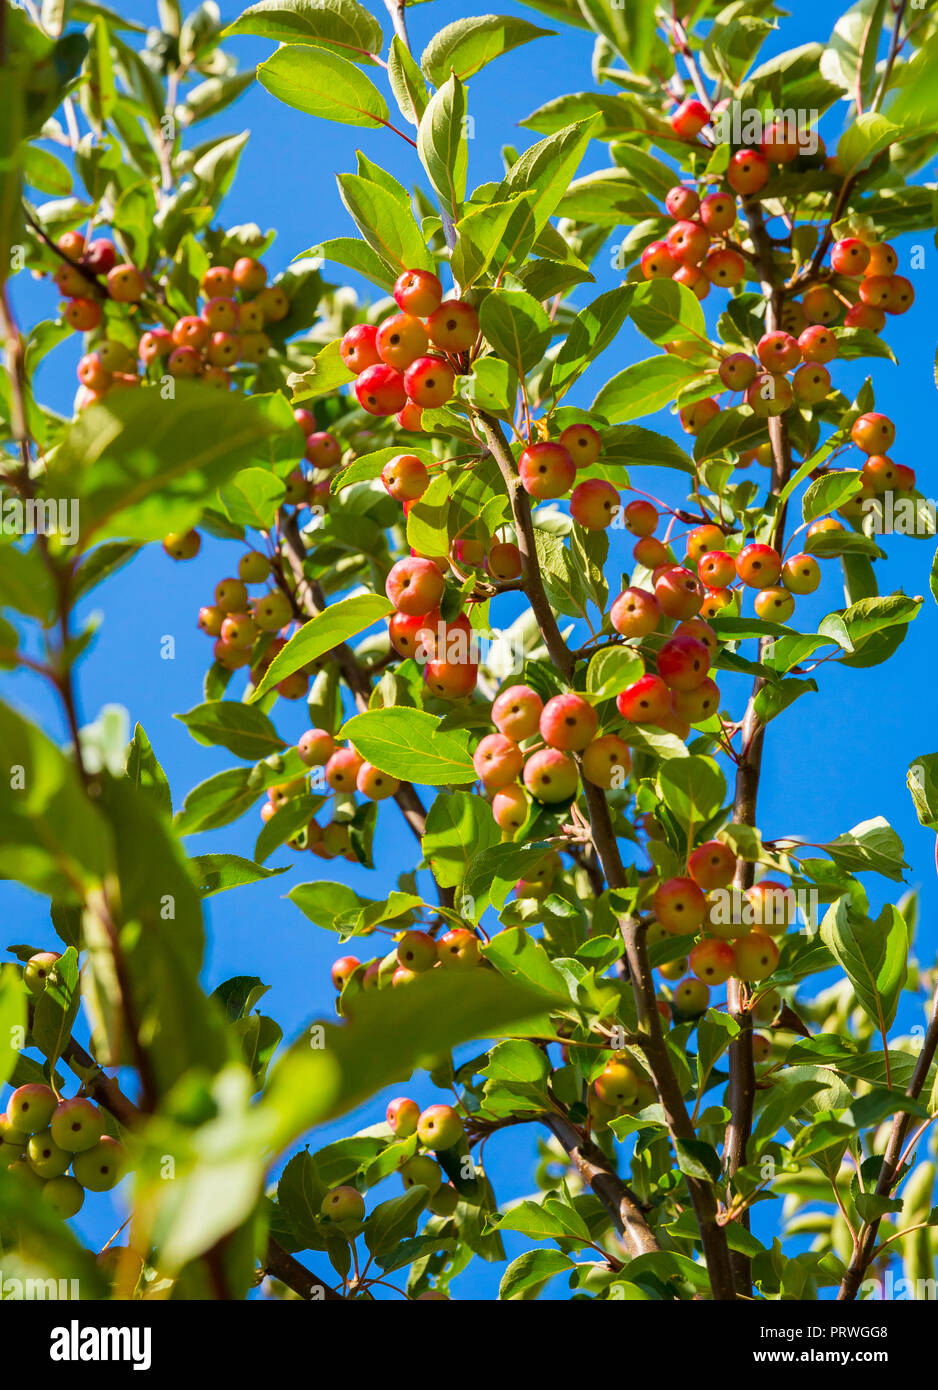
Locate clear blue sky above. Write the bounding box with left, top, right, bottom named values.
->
left=3, top=0, right=935, bottom=1298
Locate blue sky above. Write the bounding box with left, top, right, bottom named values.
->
left=3, top=0, right=936, bottom=1298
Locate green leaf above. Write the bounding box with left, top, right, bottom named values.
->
left=822, top=817, right=908, bottom=882
left=276, top=1151, right=327, bottom=1250
left=422, top=790, right=499, bottom=890
left=802, top=471, right=862, bottom=524
left=0, top=701, right=112, bottom=899
left=342, top=708, right=476, bottom=785
left=576, top=0, right=654, bottom=70
left=837, top=111, right=899, bottom=178
left=218, top=467, right=286, bottom=530
left=820, top=897, right=908, bottom=1034
left=602, top=423, right=694, bottom=473
left=498, top=1196, right=590, bottom=1242
left=191, top=853, right=289, bottom=896
left=44, top=384, right=278, bottom=548
left=250, top=594, right=393, bottom=701
left=31, top=946, right=79, bottom=1076
left=417, top=74, right=468, bottom=220
left=364, top=1189, right=428, bottom=1256
left=223, top=0, right=385, bottom=64
left=499, top=1248, right=573, bottom=1299
left=551, top=285, right=633, bottom=399
left=288, top=879, right=363, bottom=933
left=451, top=194, right=534, bottom=289
left=908, top=754, right=938, bottom=832
left=176, top=702, right=287, bottom=760
left=388, top=33, right=428, bottom=126
left=0, top=966, right=28, bottom=1087
left=675, top=1137, right=722, bottom=1184
left=23, top=144, right=72, bottom=195
left=123, top=723, right=171, bottom=815
left=658, top=757, right=727, bottom=828
left=257, top=44, right=389, bottom=126
left=337, top=171, right=434, bottom=272
left=482, top=1038, right=550, bottom=1087
left=422, top=14, right=553, bottom=85
left=501, top=117, right=600, bottom=239
left=482, top=925, right=567, bottom=997
left=479, top=288, right=551, bottom=374
left=592, top=355, right=701, bottom=424
left=585, top=646, right=644, bottom=701
left=628, top=279, right=707, bottom=347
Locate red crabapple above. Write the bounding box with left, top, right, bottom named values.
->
left=792, top=363, right=831, bottom=404
left=665, top=185, right=700, bottom=219
left=610, top=587, right=661, bottom=637
left=389, top=608, right=439, bottom=659
left=325, top=747, right=364, bottom=792
left=727, top=149, right=769, bottom=194
left=473, top=733, right=524, bottom=789
left=107, top=265, right=145, bottom=302
left=386, top=556, right=446, bottom=615
left=341, top=323, right=381, bottom=373
left=719, top=353, right=757, bottom=391
left=403, top=356, right=455, bottom=408
left=539, top=693, right=598, bottom=752
left=798, top=326, right=838, bottom=363
left=655, top=566, right=704, bottom=619
left=685, top=524, right=725, bottom=562
left=703, top=248, right=746, bottom=287
left=616, top=675, right=671, bottom=725
left=523, top=748, right=579, bottom=802
left=65, top=298, right=102, bottom=331
left=670, top=677, right=720, bottom=723
left=844, top=302, right=885, bottom=331
left=423, top=656, right=478, bottom=700
left=570, top=479, right=619, bottom=530
left=641, top=241, right=680, bottom=279
left=736, top=543, right=781, bottom=589
left=139, top=328, right=173, bottom=363
left=666, top=220, right=710, bottom=267
left=492, top=684, right=543, bottom=740
left=305, top=432, right=340, bottom=469
left=486, top=542, right=522, bottom=580
left=357, top=762, right=399, bottom=800
left=699, top=192, right=736, bottom=232
left=394, top=268, right=443, bottom=317
left=657, top=634, right=710, bottom=691
left=518, top=442, right=575, bottom=500
left=623, top=500, right=658, bottom=536
left=831, top=237, right=871, bottom=276
left=674, top=616, right=717, bottom=655
left=697, top=550, right=735, bottom=587
left=670, top=99, right=709, bottom=140
left=689, top=938, right=735, bottom=985
left=672, top=264, right=709, bottom=299
left=865, top=242, right=898, bottom=277
left=355, top=363, right=408, bottom=415
left=884, top=276, right=914, bottom=313
left=757, top=331, right=801, bottom=373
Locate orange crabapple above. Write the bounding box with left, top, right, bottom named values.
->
left=736, top=543, right=782, bottom=589
left=699, top=191, right=736, bottom=232
left=486, top=541, right=523, bottom=580
left=331, top=956, right=360, bottom=991
left=669, top=98, right=710, bottom=140
left=792, top=363, right=831, bottom=404
left=679, top=398, right=720, bottom=435
left=781, top=553, right=821, bottom=593
left=754, top=587, right=795, bottom=622
left=473, top=733, right=524, bottom=789
left=697, top=550, right=736, bottom=588
left=803, top=285, right=842, bottom=324
left=397, top=931, right=437, bottom=972
left=798, top=325, right=838, bottom=363
left=641, top=240, right=680, bottom=279
left=851, top=412, right=895, bottom=454
left=665, top=185, right=700, bottom=219
left=426, top=300, right=479, bottom=352
left=437, top=928, right=481, bottom=969
left=653, top=876, right=708, bottom=933
left=386, top=556, right=446, bottom=615
left=324, top=747, right=364, bottom=792
left=581, top=735, right=630, bottom=789
left=688, top=839, right=736, bottom=891
left=733, top=932, right=780, bottom=981
left=657, top=634, right=710, bottom=691
left=610, top=587, right=661, bottom=638
left=727, top=148, right=769, bottom=194
left=492, top=783, right=529, bottom=832
left=491, top=684, right=543, bottom=741
left=685, top=524, right=725, bottom=562
left=745, top=880, right=797, bottom=935
left=674, top=616, right=718, bottom=656
left=672, top=264, right=710, bottom=299
left=844, top=302, right=886, bottom=331
left=623, top=499, right=658, bottom=536
left=357, top=762, right=399, bottom=800
left=864, top=242, right=898, bottom=277
left=382, top=452, right=429, bottom=501
left=655, top=565, right=704, bottom=620
left=672, top=978, right=710, bottom=1015
left=394, top=268, right=443, bottom=317
left=689, top=938, right=736, bottom=985
left=670, top=676, right=720, bottom=724
left=376, top=312, right=429, bottom=369
left=570, top=478, right=619, bottom=529
left=559, top=422, right=602, bottom=466
left=518, top=441, right=576, bottom=500
left=704, top=248, right=746, bottom=287
left=719, top=353, right=757, bottom=391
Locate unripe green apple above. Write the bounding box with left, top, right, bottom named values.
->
left=24, top=951, right=61, bottom=994
left=26, top=1129, right=72, bottom=1179
left=321, top=1185, right=365, bottom=1225
left=42, top=1175, right=85, bottom=1218
left=400, top=1155, right=442, bottom=1194
left=429, top=1183, right=460, bottom=1217
left=72, top=1137, right=127, bottom=1192
left=0, top=1113, right=28, bottom=1149
left=50, top=1098, right=105, bottom=1153
left=397, top=930, right=437, bottom=972
left=8, top=1084, right=57, bottom=1135
left=436, top=929, right=481, bottom=969
left=417, top=1104, right=464, bottom=1151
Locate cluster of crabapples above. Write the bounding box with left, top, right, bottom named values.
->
left=320, top=1099, right=466, bottom=1232
left=1, top=953, right=127, bottom=1217
left=50, top=232, right=294, bottom=405
left=330, top=910, right=485, bottom=1000
left=264, top=727, right=403, bottom=861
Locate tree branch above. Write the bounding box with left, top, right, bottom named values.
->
left=473, top=408, right=736, bottom=1299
